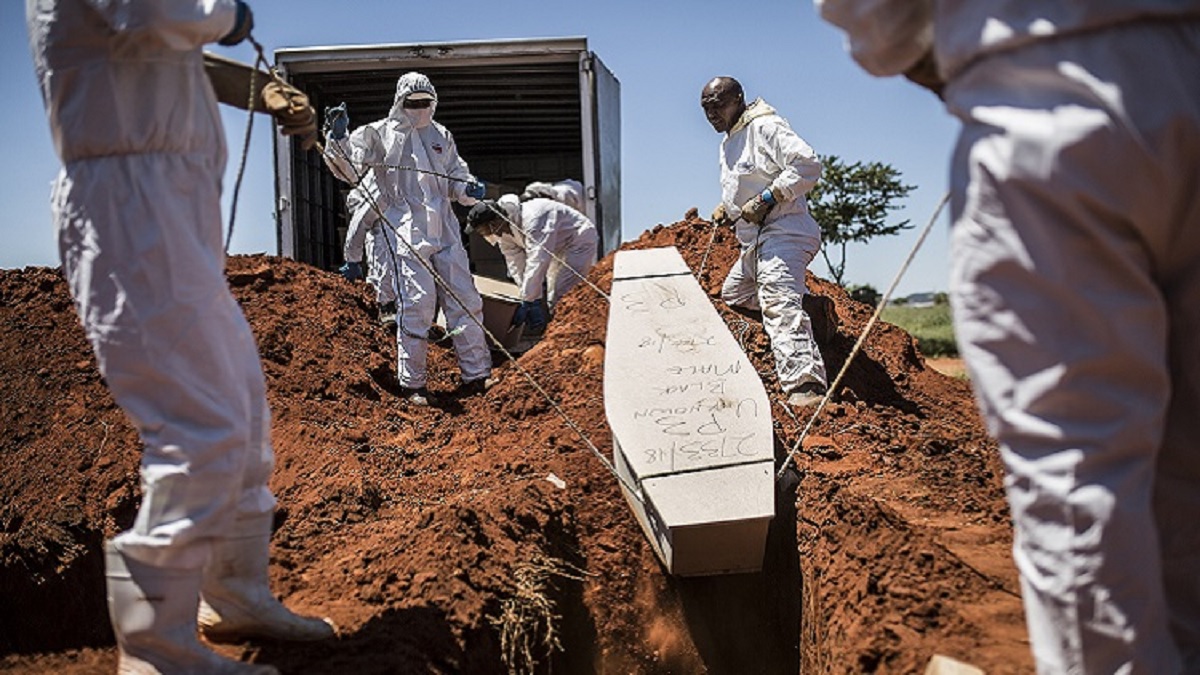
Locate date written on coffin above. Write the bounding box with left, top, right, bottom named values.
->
left=641, top=433, right=760, bottom=466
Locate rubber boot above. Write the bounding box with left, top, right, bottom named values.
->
left=105, top=542, right=279, bottom=675
left=199, top=513, right=335, bottom=643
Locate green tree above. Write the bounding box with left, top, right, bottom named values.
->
left=808, top=155, right=915, bottom=287
left=846, top=283, right=882, bottom=308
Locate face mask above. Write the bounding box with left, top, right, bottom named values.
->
left=404, top=108, right=433, bottom=129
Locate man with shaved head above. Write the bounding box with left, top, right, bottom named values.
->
left=701, top=76, right=828, bottom=408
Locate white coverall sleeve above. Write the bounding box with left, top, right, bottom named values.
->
left=323, top=125, right=381, bottom=187
left=761, top=121, right=823, bottom=203
left=84, top=0, right=239, bottom=51
left=814, top=0, right=934, bottom=77
left=441, top=129, right=479, bottom=205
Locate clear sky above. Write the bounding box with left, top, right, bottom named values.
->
left=1, top=0, right=959, bottom=296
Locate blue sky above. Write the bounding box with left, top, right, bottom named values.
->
left=2, top=0, right=959, bottom=296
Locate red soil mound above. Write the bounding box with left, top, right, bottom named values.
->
left=0, top=214, right=1031, bottom=674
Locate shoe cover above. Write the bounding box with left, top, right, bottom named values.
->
left=106, top=542, right=279, bottom=674
left=199, top=514, right=335, bottom=644
left=787, top=389, right=824, bottom=408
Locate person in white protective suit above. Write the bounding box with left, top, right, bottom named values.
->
left=817, top=2, right=1200, bottom=672
left=520, top=178, right=586, bottom=214
left=323, top=72, right=492, bottom=405
left=336, top=172, right=400, bottom=328
left=25, top=2, right=335, bottom=673
left=465, top=195, right=599, bottom=332
left=700, top=77, right=829, bottom=409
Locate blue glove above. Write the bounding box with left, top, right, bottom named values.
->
left=523, top=301, right=547, bottom=333
left=218, top=1, right=253, bottom=46
left=325, top=103, right=348, bottom=140
left=466, top=181, right=486, bottom=199
left=338, top=261, right=362, bottom=281
left=760, top=188, right=776, bottom=205
left=511, top=302, right=528, bottom=327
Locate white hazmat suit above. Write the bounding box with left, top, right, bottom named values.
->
left=27, top=1, right=331, bottom=672
left=486, top=195, right=598, bottom=308
left=717, top=99, right=828, bottom=396
left=818, top=1, right=1200, bottom=672
left=324, top=72, right=491, bottom=391
left=342, top=172, right=398, bottom=309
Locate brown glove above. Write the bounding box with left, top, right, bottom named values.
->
left=262, top=81, right=318, bottom=151
left=711, top=202, right=733, bottom=227
left=739, top=192, right=772, bottom=225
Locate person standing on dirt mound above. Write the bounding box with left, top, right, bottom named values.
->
left=322, top=72, right=492, bottom=406
left=465, top=194, right=598, bottom=333
left=700, top=76, right=829, bottom=409
left=817, top=2, right=1200, bottom=672
left=26, top=1, right=335, bottom=673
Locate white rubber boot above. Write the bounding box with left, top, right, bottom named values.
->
left=199, top=513, right=336, bottom=643
left=105, top=542, right=279, bottom=675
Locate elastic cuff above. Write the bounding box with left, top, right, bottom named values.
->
left=217, top=1, right=248, bottom=46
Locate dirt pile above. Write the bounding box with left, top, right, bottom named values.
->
left=0, top=214, right=1031, bottom=674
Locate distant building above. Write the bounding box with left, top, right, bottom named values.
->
left=898, top=292, right=937, bottom=308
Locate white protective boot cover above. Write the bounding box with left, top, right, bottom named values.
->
left=199, top=513, right=335, bottom=643
left=105, top=543, right=279, bottom=675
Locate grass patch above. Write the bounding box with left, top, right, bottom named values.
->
left=881, top=303, right=958, bottom=357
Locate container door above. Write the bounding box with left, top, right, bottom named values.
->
left=580, top=53, right=621, bottom=255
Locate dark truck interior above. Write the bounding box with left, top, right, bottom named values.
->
left=282, top=59, right=586, bottom=279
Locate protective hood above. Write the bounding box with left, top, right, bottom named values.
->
left=728, top=98, right=776, bottom=135
left=387, top=71, right=439, bottom=122
left=497, top=193, right=522, bottom=226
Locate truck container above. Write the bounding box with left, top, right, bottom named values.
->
left=271, top=37, right=621, bottom=280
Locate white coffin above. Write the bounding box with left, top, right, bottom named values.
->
left=604, top=247, right=774, bottom=576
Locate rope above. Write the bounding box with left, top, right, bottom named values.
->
left=696, top=220, right=721, bottom=282
left=356, top=160, right=477, bottom=183
left=224, top=47, right=265, bottom=253
left=477, top=200, right=611, bottom=303
left=775, top=192, right=950, bottom=481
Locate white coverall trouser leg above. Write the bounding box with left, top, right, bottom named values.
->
left=722, top=227, right=827, bottom=394
left=365, top=226, right=398, bottom=306
left=395, top=241, right=491, bottom=389
left=54, top=154, right=276, bottom=571
left=947, top=21, right=1200, bottom=674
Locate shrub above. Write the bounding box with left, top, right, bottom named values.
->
left=881, top=304, right=958, bottom=357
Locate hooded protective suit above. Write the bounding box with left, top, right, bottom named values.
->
left=342, top=172, right=397, bottom=307
left=27, top=1, right=331, bottom=672
left=818, top=1, right=1200, bottom=672
left=325, top=72, right=491, bottom=389
left=717, top=98, right=827, bottom=395
left=484, top=195, right=598, bottom=307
